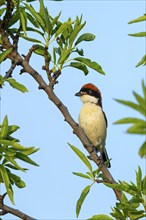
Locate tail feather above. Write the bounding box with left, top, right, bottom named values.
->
left=102, top=148, right=111, bottom=168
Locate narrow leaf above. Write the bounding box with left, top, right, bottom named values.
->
left=7, top=10, right=19, bottom=27
left=128, top=14, right=146, bottom=24
left=142, top=79, right=146, bottom=99
left=15, top=152, right=39, bottom=166
left=58, top=47, right=73, bottom=64
left=114, top=117, right=145, bottom=125
left=55, top=21, right=73, bottom=37
left=136, top=54, right=146, bottom=67
left=133, top=91, right=145, bottom=107
left=0, top=139, right=28, bottom=150
left=142, top=176, right=146, bottom=194
left=19, top=34, right=42, bottom=43
left=24, top=3, right=45, bottom=28
left=139, top=141, right=146, bottom=158
left=27, top=12, right=40, bottom=28
left=19, top=8, right=27, bottom=36
left=0, top=48, right=12, bottom=64
left=136, top=166, right=142, bottom=191
left=5, top=78, right=28, bottom=93
left=0, top=165, right=14, bottom=203
left=73, top=172, right=92, bottom=180
left=70, top=62, right=89, bottom=75
left=1, top=115, right=9, bottom=139
left=127, top=123, right=146, bottom=135
left=8, top=125, right=20, bottom=135
left=88, top=214, right=113, bottom=220
left=69, top=143, right=92, bottom=172
left=115, top=99, right=146, bottom=116
left=75, top=33, right=95, bottom=46
left=0, top=7, right=6, bottom=16
left=129, top=32, right=146, bottom=37
left=74, top=57, right=105, bottom=74
left=69, top=22, right=86, bottom=46
left=76, top=185, right=91, bottom=217
left=5, top=155, right=25, bottom=171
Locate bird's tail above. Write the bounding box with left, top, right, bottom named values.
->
left=102, top=147, right=111, bottom=168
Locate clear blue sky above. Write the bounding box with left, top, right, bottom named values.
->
left=1, top=0, right=145, bottom=219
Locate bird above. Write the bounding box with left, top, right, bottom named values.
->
left=75, top=83, right=111, bottom=168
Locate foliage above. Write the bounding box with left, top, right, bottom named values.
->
left=128, top=14, right=146, bottom=67
left=69, top=144, right=146, bottom=219
left=114, top=80, right=146, bottom=158
left=0, top=0, right=105, bottom=79
left=0, top=116, right=39, bottom=203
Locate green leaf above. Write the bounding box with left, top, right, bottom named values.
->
left=5, top=155, right=25, bottom=171
left=129, top=32, right=146, bottom=37
left=142, top=176, right=146, bottom=194
left=136, top=166, right=142, bottom=191
left=68, top=143, right=92, bottom=172
left=70, top=62, right=89, bottom=75
left=88, top=214, right=113, bottom=220
left=5, top=78, right=28, bottom=93
left=0, top=7, right=6, bottom=16
left=127, top=122, right=146, bottom=135
left=128, top=14, right=146, bottom=24
left=139, top=141, right=146, bottom=158
left=115, top=99, right=146, bottom=116
left=15, top=152, right=39, bottom=166
left=73, top=172, right=92, bottom=180
left=128, top=210, right=144, bottom=219
left=7, top=10, right=20, bottom=27
left=0, top=75, right=4, bottom=87
left=0, top=139, right=28, bottom=150
left=26, top=13, right=40, bottom=28
left=69, top=22, right=86, bottom=46
left=133, top=91, right=145, bottom=107
left=74, top=57, right=105, bottom=74
left=136, top=55, right=146, bottom=67
left=1, top=115, right=9, bottom=139
left=75, top=33, right=95, bottom=46
left=26, top=27, right=44, bottom=37
left=0, top=165, right=14, bottom=203
left=114, top=117, right=145, bottom=125
left=24, top=3, right=45, bottom=29
left=8, top=172, right=25, bottom=188
left=58, top=47, right=73, bottom=64
left=0, top=48, right=13, bottom=64
left=76, top=185, right=91, bottom=217
left=142, top=79, right=146, bottom=99
left=55, top=21, right=73, bottom=37
left=19, top=33, right=43, bottom=44
left=8, top=125, right=20, bottom=135
left=19, top=7, right=27, bottom=36
left=52, top=12, right=61, bottom=27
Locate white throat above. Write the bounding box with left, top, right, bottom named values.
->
left=80, top=94, right=98, bottom=104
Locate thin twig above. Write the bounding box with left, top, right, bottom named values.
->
left=4, top=60, right=17, bottom=78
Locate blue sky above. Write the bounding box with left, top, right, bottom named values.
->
left=1, top=0, right=145, bottom=219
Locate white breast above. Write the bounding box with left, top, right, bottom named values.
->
left=78, top=102, right=107, bottom=149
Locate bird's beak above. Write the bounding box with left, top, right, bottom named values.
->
left=75, top=91, right=82, bottom=97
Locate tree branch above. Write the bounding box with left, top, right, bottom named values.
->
left=0, top=194, right=37, bottom=220
left=0, top=22, right=122, bottom=219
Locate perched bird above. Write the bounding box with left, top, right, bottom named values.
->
left=75, top=83, right=111, bottom=168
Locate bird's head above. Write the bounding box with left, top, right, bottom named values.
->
left=75, top=83, right=102, bottom=107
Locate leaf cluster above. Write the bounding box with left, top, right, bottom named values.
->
left=0, top=116, right=39, bottom=203
left=128, top=14, right=146, bottom=67
left=105, top=166, right=146, bottom=220
left=114, top=80, right=146, bottom=158
left=0, top=0, right=105, bottom=75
